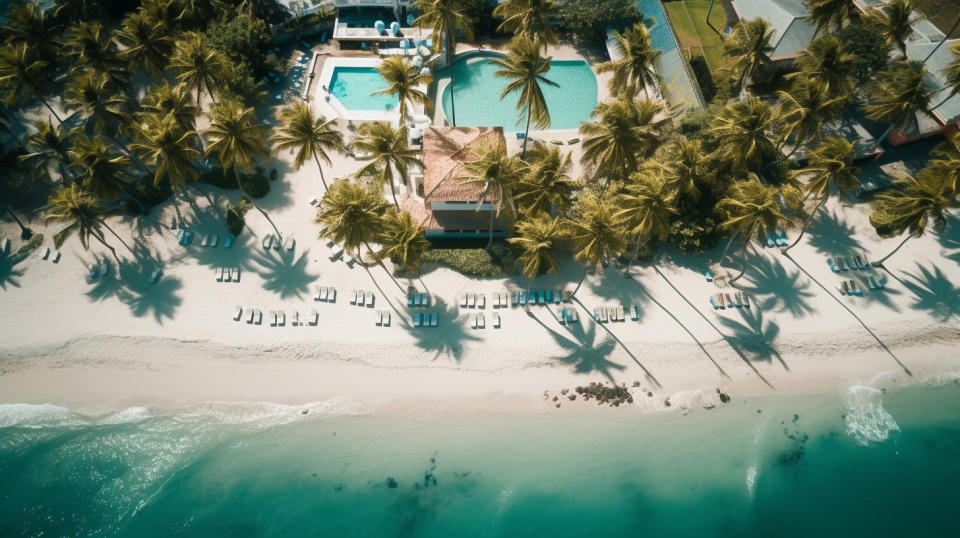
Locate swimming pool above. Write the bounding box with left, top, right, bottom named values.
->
left=439, top=54, right=598, bottom=131
left=329, top=66, right=398, bottom=112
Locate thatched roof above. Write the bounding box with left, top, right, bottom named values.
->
left=422, top=126, right=505, bottom=203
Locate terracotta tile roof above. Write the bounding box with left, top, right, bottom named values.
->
left=422, top=126, right=505, bottom=203
left=402, top=195, right=441, bottom=230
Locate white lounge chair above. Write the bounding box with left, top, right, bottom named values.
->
left=477, top=312, right=485, bottom=329
left=216, top=267, right=224, bottom=282
left=149, top=269, right=161, bottom=283
left=383, top=311, right=391, bottom=327
left=284, top=237, right=295, bottom=251
left=376, top=310, right=383, bottom=326
left=308, top=310, right=319, bottom=325
left=233, top=267, right=240, bottom=282
left=270, top=311, right=278, bottom=326
left=247, top=309, right=255, bottom=324
left=278, top=311, right=286, bottom=326
left=358, top=290, right=366, bottom=306
left=262, top=235, right=273, bottom=250
left=366, top=292, right=375, bottom=307
left=468, top=293, right=476, bottom=308
left=209, top=234, right=218, bottom=247
left=460, top=292, right=468, bottom=308
left=292, top=311, right=300, bottom=326
left=233, top=305, right=243, bottom=321
left=478, top=293, right=485, bottom=309
left=430, top=313, right=438, bottom=327
left=471, top=313, right=478, bottom=329
left=201, top=235, right=209, bottom=247
left=314, top=287, right=323, bottom=301
left=255, top=310, right=263, bottom=325
left=328, top=288, right=336, bottom=302
left=350, top=289, right=357, bottom=304
left=493, top=312, right=500, bottom=328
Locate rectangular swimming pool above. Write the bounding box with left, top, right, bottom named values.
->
left=328, top=66, right=399, bottom=112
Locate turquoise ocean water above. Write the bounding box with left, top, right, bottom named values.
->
left=2, top=381, right=959, bottom=537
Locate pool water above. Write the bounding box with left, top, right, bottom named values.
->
left=440, top=55, right=597, bottom=131
left=329, top=66, right=399, bottom=112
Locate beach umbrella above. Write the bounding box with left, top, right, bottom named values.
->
left=406, top=13, right=415, bottom=26
left=419, top=67, right=430, bottom=76
left=375, top=20, right=385, bottom=34
left=390, top=21, right=401, bottom=37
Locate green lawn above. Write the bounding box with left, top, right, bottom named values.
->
left=663, top=0, right=730, bottom=72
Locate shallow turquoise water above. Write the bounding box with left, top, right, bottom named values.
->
left=2, top=382, right=959, bottom=537
left=329, top=66, right=399, bottom=111
left=439, top=55, right=598, bottom=131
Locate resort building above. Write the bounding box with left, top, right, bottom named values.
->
left=332, top=0, right=428, bottom=47
left=402, top=126, right=507, bottom=239
left=730, top=0, right=817, bottom=66
left=894, top=38, right=960, bottom=145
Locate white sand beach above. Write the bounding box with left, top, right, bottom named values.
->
left=3, top=138, right=960, bottom=415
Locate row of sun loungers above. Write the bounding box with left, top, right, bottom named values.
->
left=459, top=292, right=486, bottom=309
left=558, top=307, right=579, bottom=324
left=350, top=289, right=376, bottom=307
left=375, top=310, right=391, bottom=326
left=238, top=307, right=320, bottom=326
left=827, top=254, right=871, bottom=273
left=215, top=267, right=241, bottom=282
left=413, top=312, right=439, bottom=327
left=38, top=246, right=61, bottom=263
left=313, top=286, right=338, bottom=302
left=262, top=234, right=295, bottom=252
left=764, top=229, right=790, bottom=248
left=593, top=305, right=626, bottom=323
left=407, top=293, right=431, bottom=307
left=327, top=243, right=356, bottom=266
left=838, top=276, right=885, bottom=295
left=469, top=312, right=502, bottom=329
left=511, top=289, right=564, bottom=307
left=88, top=260, right=111, bottom=280
left=710, top=292, right=751, bottom=310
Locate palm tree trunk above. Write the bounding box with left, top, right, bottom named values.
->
left=385, top=167, right=400, bottom=209
left=873, top=233, right=913, bottom=267
left=570, top=267, right=589, bottom=297
left=92, top=232, right=123, bottom=268
left=1, top=202, right=32, bottom=239
left=235, top=164, right=282, bottom=239
left=113, top=136, right=151, bottom=176
left=719, top=230, right=740, bottom=266
left=485, top=204, right=494, bottom=250
left=782, top=195, right=828, bottom=253
left=624, top=234, right=643, bottom=276
left=932, top=93, right=955, bottom=111
left=923, top=13, right=960, bottom=62
left=521, top=106, right=531, bottom=157
left=873, top=123, right=896, bottom=150
left=313, top=151, right=329, bottom=191
left=38, top=96, right=63, bottom=124
left=102, top=221, right=137, bottom=258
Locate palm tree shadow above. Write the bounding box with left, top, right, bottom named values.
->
left=529, top=311, right=625, bottom=382
left=253, top=247, right=318, bottom=299
left=936, top=214, right=960, bottom=260
left=858, top=275, right=903, bottom=311
left=84, top=254, right=125, bottom=302
left=401, top=297, right=481, bottom=362
left=717, top=308, right=786, bottom=370
left=252, top=160, right=295, bottom=212
left=0, top=249, right=24, bottom=290
left=738, top=251, right=816, bottom=318
left=572, top=297, right=662, bottom=387
left=900, top=263, right=960, bottom=322
left=806, top=209, right=863, bottom=255
left=115, top=250, right=183, bottom=322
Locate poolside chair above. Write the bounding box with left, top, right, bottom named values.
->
left=344, top=253, right=355, bottom=266
left=631, top=305, right=640, bottom=320
left=493, top=312, right=500, bottom=328
left=350, top=289, right=358, bottom=304
left=616, top=305, right=625, bottom=321
left=504, top=292, right=511, bottom=307
left=408, top=293, right=416, bottom=307
left=468, top=293, right=476, bottom=308
left=460, top=292, right=468, bottom=308
left=209, top=234, right=218, bottom=247
left=868, top=275, right=880, bottom=290
left=201, top=235, right=209, bottom=247
left=849, top=280, right=863, bottom=296
left=262, top=235, right=273, bottom=250
left=358, top=290, right=366, bottom=306
left=233, top=306, right=243, bottom=321
left=519, top=291, right=526, bottom=305
left=309, top=310, right=319, bottom=326
left=247, top=309, right=255, bottom=324
left=512, top=291, right=519, bottom=306
left=273, top=236, right=282, bottom=251
left=776, top=229, right=788, bottom=246
left=383, top=311, right=391, bottom=327
left=478, top=293, right=485, bottom=309
left=255, top=310, right=263, bottom=325
left=149, top=269, right=161, bottom=283
left=376, top=310, right=383, bottom=326
left=329, top=243, right=344, bottom=261
left=827, top=258, right=840, bottom=273
left=430, top=313, right=438, bottom=327
left=224, top=235, right=234, bottom=248
left=839, top=280, right=849, bottom=295
left=841, top=257, right=851, bottom=271
left=717, top=293, right=726, bottom=309
left=270, top=311, right=278, bottom=326
left=421, top=294, right=430, bottom=307
left=413, top=313, right=422, bottom=327
left=545, top=290, right=553, bottom=303
left=859, top=254, right=871, bottom=268
left=478, top=312, right=485, bottom=329
left=569, top=308, right=579, bottom=322
left=492, top=292, right=500, bottom=308
left=593, top=307, right=600, bottom=321
left=599, top=307, right=608, bottom=323
left=216, top=267, right=224, bottom=282
left=314, top=287, right=322, bottom=301
left=558, top=307, right=567, bottom=324
left=710, top=296, right=719, bottom=310
left=734, top=293, right=743, bottom=308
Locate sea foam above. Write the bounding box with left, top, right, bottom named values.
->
left=842, top=385, right=900, bottom=446
left=0, top=403, right=81, bottom=428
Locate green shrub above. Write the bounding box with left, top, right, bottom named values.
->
left=201, top=167, right=235, bottom=189
left=669, top=217, right=718, bottom=254
left=242, top=168, right=270, bottom=198
left=420, top=245, right=514, bottom=276
left=128, top=178, right=172, bottom=213
left=688, top=55, right=717, bottom=103
left=558, top=0, right=640, bottom=41
left=226, top=199, right=252, bottom=236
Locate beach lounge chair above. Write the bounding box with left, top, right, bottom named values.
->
left=262, top=235, right=273, bottom=250
left=39, top=246, right=50, bottom=260
left=224, top=234, right=234, bottom=248
left=841, top=257, right=851, bottom=271
left=849, top=280, right=863, bottom=296
left=600, top=307, right=609, bottom=323
left=350, top=289, right=357, bottom=304
left=512, top=291, right=519, bottom=306
left=741, top=292, right=750, bottom=308
left=209, top=234, right=218, bottom=247
left=315, top=287, right=322, bottom=301
left=383, top=311, right=391, bottom=327
left=329, top=243, right=343, bottom=261
left=88, top=265, right=100, bottom=280
left=471, top=313, right=478, bottom=329
left=376, top=310, right=383, bottom=326
left=278, top=311, right=286, bottom=326
left=538, top=291, right=547, bottom=305
left=430, top=313, right=438, bottom=327
left=710, top=296, right=720, bottom=310
left=593, top=308, right=600, bottom=321
left=558, top=307, right=567, bottom=324
left=478, top=312, right=485, bottom=329
left=309, top=310, right=319, bottom=326
left=545, top=290, right=553, bottom=303
left=734, top=293, right=743, bottom=308
left=358, top=290, right=366, bottom=306
left=201, top=235, right=209, bottom=247
left=776, top=229, right=788, bottom=246
left=413, top=313, right=422, bottom=327
left=859, top=254, right=871, bottom=268
left=492, top=293, right=500, bottom=308
left=233, top=305, right=243, bottom=321
left=468, top=293, right=476, bottom=308
left=344, top=252, right=355, bottom=266
left=519, top=291, right=526, bottom=305
left=366, top=292, right=375, bottom=307
left=460, top=292, right=468, bottom=307
left=868, top=275, right=880, bottom=290
left=149, top=269, right=161, bottom=283
left=705, top=269, right=713, bottom=282
left=284, top=237, right=295, bottom=251
left=247, top=309, right=255, bottom=324
left=631, top=305, right=640, bottom=320
left=328, top=288, right=336, bottom=302
left=827, top=258, right=840, bottom=273
left=292, top=311, right=300, bottom=326
left=478, top=293, right=485, bottom=309
left=270, top=311, right=278, bottom=326
left=216, top=267, right=224, bottom=282
left=569, top=308, right=579, bottom=322
left=493, top=312, right=500, bottom=328
left=616, top=305, right=625, bottom=321
left=766, top=232, right=776, bottom=248
left=232, top=267, right=241, bottom=282
left=408, top=293, right=416, bottom=307
left=255, top=310, right=263, bottom=325
left=839, top=280, right=849, bottom=295
left=717, top=293, right=726, bottom=309
left=553, top=290, right=561, bottom=304
left=52, top=251, right=61, bottom=263
left=725, top=293, right=734, bottom=307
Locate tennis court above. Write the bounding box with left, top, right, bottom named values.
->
left=662, top=0, right=730, bottom=72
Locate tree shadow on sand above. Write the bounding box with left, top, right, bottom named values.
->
left=401, top=296, right=481, bottom=362
left=0, top=249, right=24, bottom=290
left=253, top=247, right=318, bottom=299
left=528, top=310, right=625, bottom=382
left=805, top=209, right=863, bottom=256
left=571, top=297, right=662, bottom=387
left=899, top=263, right=960, bottom=322
left=936, top=214, right=960, bottom=262
left=737, top=251, right=816, bottom=318
left=84, top=246, right=183, bottom=322
left=717, top=307, right=786, bottom=370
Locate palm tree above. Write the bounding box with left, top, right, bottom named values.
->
left=508, top=213, right=565, bottom=298
left=377, top=208, right=431, bottom=274
left=869, top=171, right=956, bottom=266
left=413, top=0, right=474, bottom=65
left=44, top=185, right=127, bottom=266
left=928, top=135, right=960, bottom=192
left=777, top=78, right=849, bottom=156
left=132, top=112, right=202, bottom=190
left=141, top=81, right=199, bottom=134
left=514, top=141, right=577, bottom=215
left=458, top=137, right=522, bottom=248
left=68, top=134, right=139, bottom=211
left=204, top=100, right=278, bottom=236
left=615, top=169, right=678, bottom=272
left=716, top=175, right=788, bottom=278
left=787, top=36, right=856, bottom=99
left=20, top=119, right=74, bottom=183
left=115, top=10, right=174, bottom=76
left=0, top=3, right=61, bottom=62
left=353, top=122, right=422, bottom=209
left=373, top=56, right=433, bottom=124
left=315, top=179, right=388, bottom=258
left=64, top=22, right=129, bottom=91
left=562, top=193, right=627, bottom=296
left=782, top=137, right=860, bottom=253
left=580, top=98, right=670, bottom=182
left=804, top=0, right=858, bottom=37
left=170, top=32, right=227, bottom=110
left=596, top=22, right=661, bottom=99
left=492, top=37, right=558, bottom=156
left=932, top=42, right=960, bottom=110
left=709, top=97, right=781, bottom=174
left=865, top=60, right=938, bottom=145
left=0, top=43, right=61, bottom=122
left=864, top=0, right=917, bottom=57
left=661, top=137, right=713, bottom=201
left=493, top=0, right=558, bottom=48
left=723, top=18, right=774, bottom=93
left=272, top=103, right=345, bottom=192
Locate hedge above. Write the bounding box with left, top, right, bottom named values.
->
left=420, top=245, right=515, bottom=276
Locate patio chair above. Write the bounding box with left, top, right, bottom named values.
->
left=460, top=292, right=468, bottom=308
left=493, top=312, right=500, bottom=328
left=413, top=313, right=422, bottom=327
left=477, top=293, right=485, bottom=309
left=383, top=311, right=391, bottom=327
left=376, top=310, right=383, bottom=326
left=430, top=313, right=438, bottom=327
left=216, top=267, right=224, bottom=282
left=224, top=234, right=234, bottom=248
left=710, top=296, right=719, bottom=310
left=247, top=309, right=256, bottom=324
left=209, top=234, right=218, bottom=247
left=233, top=306, right=243, bottom=321
left=262, top=235, right=273, bottom=250
left=478, top=312, right=485, bottom=329
left=309, top=310, right=319, bottom=326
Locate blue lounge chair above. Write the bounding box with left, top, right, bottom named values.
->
left=537, top=291, right=546, bottom=305
left=430, top=313, right=438, bottom=327
left=704, top=269, right=713, bottom=282
left=766, top=232, right=776, bottom=248
left=413, top=313, right=422, bottom=327
left=776, top=229, right=788, bottom=246
left=827, top=258, right=840, bottom=273
left=320, top=31, right=327, bottom=43
left=224, top=234, right=234, bottom=248
left=516, top=132, right=525, bottom=140
left=519, top=291, right=526, bottom=305
left=710, top=296, right=719, bottom=309
left=841, top=257, right=851, bottom=271
left=545, top=290, right=553, bottom=303
left=593, top=308, right=601, bottom=321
